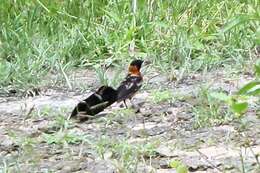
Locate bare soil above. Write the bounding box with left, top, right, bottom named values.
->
left=0, top=67, right=259, bottom=173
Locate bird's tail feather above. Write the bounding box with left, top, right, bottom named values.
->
left=70, top=86, right=118, bottom=118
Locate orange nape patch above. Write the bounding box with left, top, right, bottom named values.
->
left=128, top=65, right=141, bottom=75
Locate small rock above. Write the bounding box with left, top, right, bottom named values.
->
left=149, top=75, right=168, bottom=84
left=137, top=163, right=155, bottom=173
left=0, top=135, right=18, bottom=152
left=104, top=151, right=113, bottom=160
left=1, top=136, right=14, bottom=147
left=82, top=160, right=117, bottom=173
left=155, top=145, right=177, bottom=157
left=134, top=92, right=149, bottom=100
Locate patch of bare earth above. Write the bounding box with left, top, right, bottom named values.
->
left=0, top=67, right=259, bottom=173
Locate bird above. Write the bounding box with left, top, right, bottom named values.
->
left=117, top=59, right=144, bottom=108
left=70, top=85, right=118, bottom=120
left=70, top=59, right=144, bottom=120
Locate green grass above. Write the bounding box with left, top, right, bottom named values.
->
left=95, top=136, right=157, bottom=172
left=42, top=129, right=89, bottom=145
left=94, top=63, right=124, bottom=88
left=192, top=87, right=233, bottom=128
left=0, top=0, right=259, bottom=90
left=169, top=159, right=188, bottom=173
left=3, top=130, right=42, bottom=172
left=149, top=89, right=173, bottom=103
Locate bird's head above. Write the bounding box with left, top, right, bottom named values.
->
left=128, top=59, right=144, bottom=75
left=130, top=59, right=144, bottom=70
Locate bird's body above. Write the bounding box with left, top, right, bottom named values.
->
left=117, top=75, right=142, bottom=102
left=117, top=60, right=143, bottom=107
left=70, top=59, right=144, bottom=120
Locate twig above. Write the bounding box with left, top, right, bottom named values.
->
left=25, top=105, right=35, bottom=119
left=36, top=0, right=50, bottom=13
left=59, top=61, right=72, bottom=90
left=239, top=147, right=246, bottom=173
left=249, top=146, right=260, bottom=168
left=78, top=141, right=85, bottom=157
left=196, top=149, right=223, bottom=172
left=142, top=115, right=146, bottom=135
left=146, top=74, right=160, bottom=83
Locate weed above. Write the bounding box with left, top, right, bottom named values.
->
left=7, top=131, right=37, bottom=152
left=208, top=64, right=260, bottom=120
left=169, top=159, right=188, bottom=173
left=193, top=87, right=233, bottom=128
left=42, top=130, right=89, bottom=145
left=95, top=108, right=136, bottom=129
left=28, top=106, right=53, bottom=119
left=95, top=136, right=157, bottom=172
left=5, top=130, right=42, bottom=171
left=94, top=64, right=123, bottom=88
left=52, top=113, right=72, bottom=130
left=149, top=89, right=173, bottom=104
left=112, top=141, right=157, bottom=172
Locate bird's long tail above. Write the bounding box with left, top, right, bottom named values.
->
left=70, top=101, right=92, bottom=117
left=70, top=86, right=118, bottom=119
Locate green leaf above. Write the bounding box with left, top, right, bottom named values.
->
left=254, top=28, right=260, bottom=45
left=209, top=92, right=230, bottom=102
left=238, top=81, right=260, bottom=95
left=222, top=15, right=258, bottom=33
left=169, top=160, right=181, bottom=168
left=169, top=160, right=188, bottom=173
left=176, top=164, right=188, bottom=173
left=103, top=9, right=121, bottom=23
left=255, top=63, right=260, bottom=77
left=231, top=102, right=248, bottom=114
left=247, top=88, right=260, bottom=96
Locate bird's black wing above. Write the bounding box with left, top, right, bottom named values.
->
left=117, top=75, right=142, bottom=102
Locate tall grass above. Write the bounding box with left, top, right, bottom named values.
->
left=0, top=0, right=259, bottom=89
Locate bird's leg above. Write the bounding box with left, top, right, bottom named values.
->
left=129, top=99, right=140, bottom=113
left=123, top=100, right=128, bottom=108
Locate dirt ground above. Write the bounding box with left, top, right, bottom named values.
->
left=0, top=67, right=259, bottom=173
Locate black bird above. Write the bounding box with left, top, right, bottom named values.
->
left=117, top=59, right=143, bottom=108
